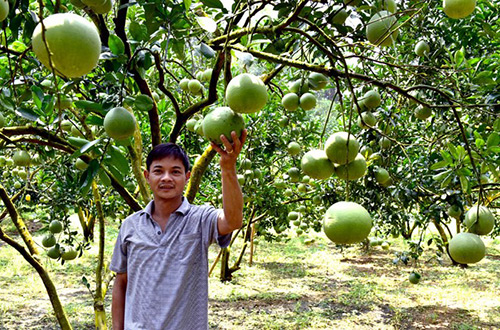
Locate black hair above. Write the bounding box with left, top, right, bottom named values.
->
left=146, top=143, right=191, bottom=172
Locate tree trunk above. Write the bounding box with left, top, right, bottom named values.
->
left=0, top=229, right=72, bottom=329
left=92, top=182, right=108, bottom=330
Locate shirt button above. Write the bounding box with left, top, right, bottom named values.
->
left=157, top=231, right=161, bottom=235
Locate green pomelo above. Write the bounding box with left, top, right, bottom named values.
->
left=61, top=248, right=78, bottom=260
left=464, top=205, right=495, bottom=235
left=237, top=174, right=245, bottom=185
left=312, top=195, right=322, bottom=205
left=443, top=0, right=476, bottom=19
left=14, top=181, right=22, bottom=189
left=0, top=0, right=9, bottom=22
left=300, top=93, right=317, bottom=111
left=202, top=107, right=245, bottom=145
left=75, top=158, right=88, bottom=171
left=186, top=118, right=198, bottom=132
left=366, top=11, right=398, bottom=47
left=32, top=13, right=101, bottom=78
left=226, top=73, right=268, bottom=114
left=335, top=153, right=367, bottom=181
left=188, top=79, right=202, bottom=94
left=179, top=78, right=190, bottom=91
left=415, top=105, right=432, bottom=120
left=357, top=111, right=377, bottom=129
left=288, top=211, right=300, bottom=221
left=202, top=68, right=213, bottom=82
left=287, top=141, right=301, bottom=156
left=282, top=93, right=300, bottom=111
left=323, top=201, right=373, bottom=244
left=71, top=125, right=84, bottom=137
left=330, top=5, right=348, bottom=25
left=415, top=40, right=430, bottom=57
left=382, top=0, right=397, bottom=13
left=104, top=107, right=137, bottom=140
left=308, top=73, right=328, bottom=90
left=13, top=150, right=31, bottom=167
left=298, top=184, right=307, bottom=193
left=289, top=79, right=309, bottom=94
left=61, top=120, right=72, bottom=132
left=409, top=272, right=421, bottom=284
left=325, top=132, right=360, bottom=165
left=449, top=232, right=485, bottom=264
left=81, top=0, right=106, bottom=6
left=301, top=149, right=335, bottom=180
left=361, top=90, right=381, bottom=109
left=374, top=167, right=390, bottom=184
left=360, top=145, right=373, bottom=158
left=448, top=205, right=462, bottom=219
left=42, top=234, right=56, bottom=248
left=70, top=0, right=86, bottom=8
left=379, top=137, right=391, bottom=150
left=17, top=169, right=27, bottom=180
left=287, top=167, right=301, bottom=182
left=49, top=220, right=63, bottom=234
left=90, top=0, right=113, bottom=14
left=47, top=246, right=61, bottom=259
left=241, top=158, right=252, bottom=170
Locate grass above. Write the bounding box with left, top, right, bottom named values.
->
left=0, top=216, right=499, bottom=329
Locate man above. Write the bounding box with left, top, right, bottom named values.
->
left=110, top=130, right=247, bottom=330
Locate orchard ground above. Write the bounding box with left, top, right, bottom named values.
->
left=0, top=214, right=499, bottom=329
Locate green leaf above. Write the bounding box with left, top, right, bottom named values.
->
left=440, top=150, right=453, bottom=164
left=109, top=35, right=125, bottom=56
left=447, top=143, right=458, bottom=158
left=183, top=0, right=192, bottom=11
left=171, top=40, right=185, bottom=61
left=134, top=94, right=154, bottom=111
left=74, top=100, right=103, bottom=111
left=31, top=85, right=44, bottom=110
left=15, top=106, right=40, bottom=121
left=79, top=160, right=99, bottom=195
left=440, top=173, right=454, bottom=189
left=107, top=163, right=125, bottom=186
left=199, top=0, right=224, bottom=10
left=430, top=160, right=450, bottom=170
left=199, top=43, right=215, bottom=58
left=454, top=46, right=464, bottom=67
left=459, top=174, right=468, bottom=193
left=98, top=169, right=112, bottom=187
left=473, top=71, right=495, bottom=85
left=487, top=132, right=499, bottom=148
left=475, top=138, right=485, bottom=149
left=107, top=146, right=130, bottom=175
left=196, top=16, right=217, bottom=33
left=432, top=169, right=452, bottom=181
left=129, top=21, right=148, bottom=42
left=80, top=139, right=101, bottom=154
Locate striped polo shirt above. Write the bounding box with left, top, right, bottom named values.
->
left=109, top=198, right=231, bottom=330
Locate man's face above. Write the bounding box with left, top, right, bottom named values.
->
left=144, top=156, right=190, bottom=202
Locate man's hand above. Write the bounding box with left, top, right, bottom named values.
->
left=211, top=129, right=247, bottom=236
left=211, top=129, right=248, bottom=169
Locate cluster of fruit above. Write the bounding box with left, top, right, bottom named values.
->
left=41, top=220, right=78, bottom=261
left=185, top=72, right=268, bottom=144
left=281, top=72, right=328, bottom=112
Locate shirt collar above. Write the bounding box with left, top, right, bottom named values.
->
left=141, top=197, right=190, bottom=218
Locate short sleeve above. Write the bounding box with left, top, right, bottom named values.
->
left=201, top=207, right=232, bottom=248
left=109, top=229, right=127, bottom=273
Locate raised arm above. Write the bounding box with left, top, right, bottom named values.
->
left=211, top=129, right=247, bottom=236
